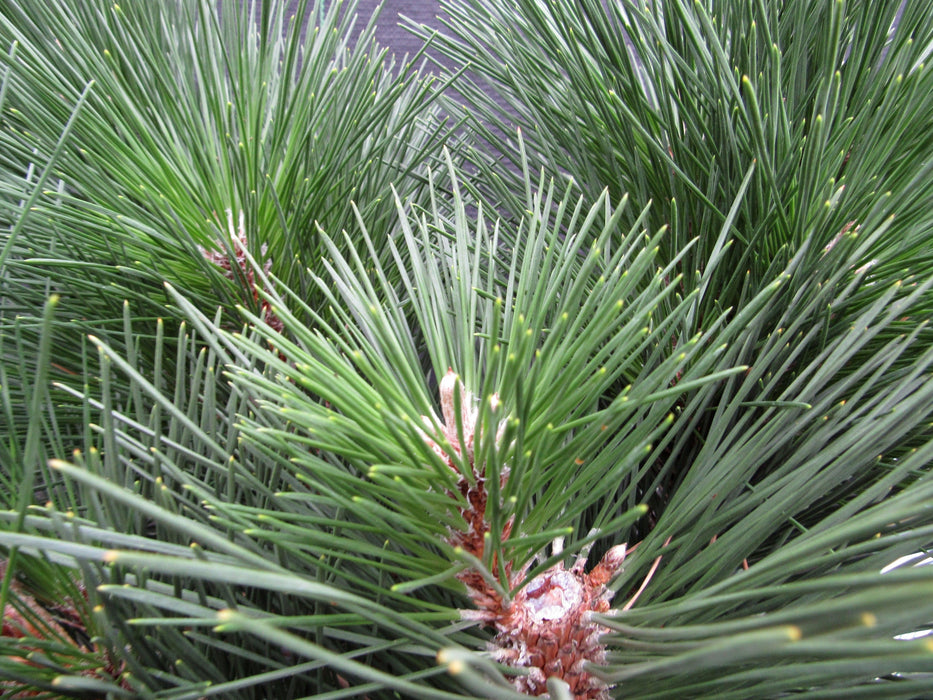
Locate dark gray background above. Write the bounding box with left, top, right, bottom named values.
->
left=358, top=0, right=448, bottom=62
left=287, top=1, right=454, bottom=70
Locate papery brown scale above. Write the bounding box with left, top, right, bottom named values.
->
left=419, top=375, right=630, bottom=697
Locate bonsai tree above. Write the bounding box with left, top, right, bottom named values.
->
left=2, top=0, right=933, bottom=697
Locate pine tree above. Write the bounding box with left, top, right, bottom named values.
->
left=2, top=1, right=933, bottom=698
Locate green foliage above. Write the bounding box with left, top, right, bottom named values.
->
left=0, top=0, right=450, bottom=440
left=2, top=0, right=933, bottom=698
left=422, top=0, right=933, bottom=331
